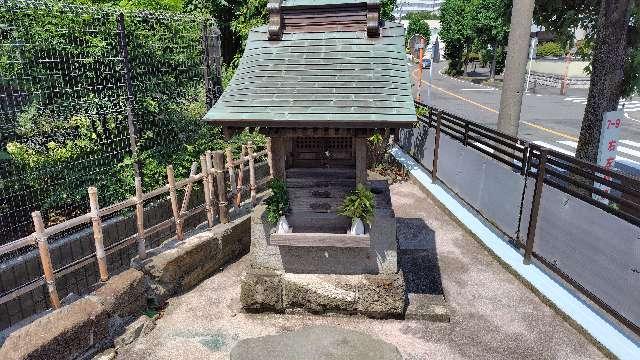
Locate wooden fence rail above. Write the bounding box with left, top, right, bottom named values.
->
left=0, top=143, right=272, bottom=313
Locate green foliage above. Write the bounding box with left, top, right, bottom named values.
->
left=415, top=106, right=429, bottom=117
left=265, top=178, right=289, bottom=224
left=439, top=0, right=474, bottom=75
left=338, top=184, right=375, bottom=224
left=379, top=0, right=397, bottom=21
left=534, top=0, right=639, bottom=97
left=405, top=17, right=431, bottom=47
left=536, top=41, right=565, bottom=58
left=0, top=1, right=267, bottom=225
left=403, top=11, right=439, bottom=21
left=440, top=0, right=510, bottom=76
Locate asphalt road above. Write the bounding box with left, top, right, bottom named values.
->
left=413, top=61, right=640, bottom=170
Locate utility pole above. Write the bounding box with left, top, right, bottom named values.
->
left=497, top=0, right=535, bottom=136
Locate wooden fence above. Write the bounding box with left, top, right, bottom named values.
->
left=0, top=141, right=272, bottom=317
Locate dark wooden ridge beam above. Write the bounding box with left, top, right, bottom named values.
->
left=269, top=0, right=380, bottom=39
left=268, top=0, right=283, bottom=41
left=366, top=1, right=380, bottom=38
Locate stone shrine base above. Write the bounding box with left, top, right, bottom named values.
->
left=240, top=179, right=406, bottom=317
left=240, top=269, right=405, bottom=318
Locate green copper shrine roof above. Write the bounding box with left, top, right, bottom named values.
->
left=203, top=21, right=416, bottom=128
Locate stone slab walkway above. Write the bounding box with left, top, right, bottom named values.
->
left=118, top=181, right=606, bottom=360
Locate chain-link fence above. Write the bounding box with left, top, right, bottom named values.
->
left=0, top=0, right=224, bottom=330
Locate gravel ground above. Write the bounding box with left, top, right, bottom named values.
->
left=118, top=181, right=607, bottom=360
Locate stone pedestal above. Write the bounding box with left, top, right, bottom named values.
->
left=241, top=181, right=405, bottom=318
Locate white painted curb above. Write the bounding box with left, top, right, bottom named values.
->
left=390, top=145, right=640, bottom=360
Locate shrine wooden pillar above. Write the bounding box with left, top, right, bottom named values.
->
left=354, top=137, right=367, bottom=186
left=271, top=136, right=287, bottom=180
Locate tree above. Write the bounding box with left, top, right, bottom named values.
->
left=402, top=11, right=439, bottom=21
left=472, top=0, right=511, bottom=79
left=536, top=0, right=639, bottom=164
left=380, top=0, right=397, bottom=21
left=439, top=0, right=474, bottom=75
left=405, top=17, right=431, bottom=48
left=575, top=0, right=634, bottom=164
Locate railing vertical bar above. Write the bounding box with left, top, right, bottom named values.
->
left=524, top=149, right=548, bottom=264
left=432, top=110, right=442, bottom=179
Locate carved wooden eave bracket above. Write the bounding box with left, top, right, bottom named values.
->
left=268, top=0, right=283, bottom=41
left=366, top=1, right=380, bottom=38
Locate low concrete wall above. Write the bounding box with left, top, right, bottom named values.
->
left=0, top=212, right=252, bottom=360
left=529, top=59, right=589, bottom=77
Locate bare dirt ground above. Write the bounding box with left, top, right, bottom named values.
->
left=118, top=181, right=606, bottom=360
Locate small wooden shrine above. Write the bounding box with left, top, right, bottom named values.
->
left=204, top=0, right=415, bottom=316
left=205, top=0, right=415, bottom=241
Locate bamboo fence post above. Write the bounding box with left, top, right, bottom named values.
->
left=266, top=138, right=274, bottom=179
left=134, top=176, right=146, bottom=259
left=236, top=145, right=246, bottom=206
left=247, top=142, right=257, bottom=206
left=167, top=165, right=184, bottom=241
left=206, top=150, right=218, bottom=213
left=201, top=155, right=214, bottom=227
left=212, top=151, right=229, bottom=223
left=225, top=148, right=238, bottom=209
left=180, top=162, right=199, bottom=215
left=88, top=187, right=109, bottom=282
left=31, top=211, right=61, bottom=310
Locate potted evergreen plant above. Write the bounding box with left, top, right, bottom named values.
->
left=265, top=178, right=290, bottom=233
left=338, top=184, right=375, bottom=235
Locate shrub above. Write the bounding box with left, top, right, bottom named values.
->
left=536, top=41, right=565, bottom=58
left=338, top=184, right=376, bottom=224
left=265, top=178, right=289, bottom=224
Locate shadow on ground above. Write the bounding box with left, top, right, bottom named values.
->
left=396, top=217, right=443, bottom=296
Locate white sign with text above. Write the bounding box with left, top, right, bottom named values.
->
left=595, top=110, right=624, bottom=203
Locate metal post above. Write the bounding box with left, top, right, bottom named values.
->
left=167, top=165, right=184, bottom=241
left=202, top=21, right=213, bottom=110
left=432, top=110, right=442, bottom=180
left=417, top=37, right=424, bottom=102
left=117, top=13, right=146, bottom=259
left=520, top=144, right=530, bottom=176
left=524, top=149, right=548, bottom=264
left=88, top=187, right=109, bottom=281
left=212, top=151, right=229, bottom=223
left=463, top=122, right=469, bottom=146
left=31, top=211, right=61, bottom=310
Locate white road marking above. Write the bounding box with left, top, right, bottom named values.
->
left=460, top=88, right=496, bottom=91
left=556, top=140, right=640, bottom=165
left=619, top=139, right=640, bottom=148
left=533, top=141, right=575, bottom=156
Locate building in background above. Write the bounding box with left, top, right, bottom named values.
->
left=393, top=0, right=443, bottom=19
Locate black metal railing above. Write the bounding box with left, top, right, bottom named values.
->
left=411, top=101, right=640, bottom=337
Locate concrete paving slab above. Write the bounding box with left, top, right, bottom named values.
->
left=229, top=326, right=402, bottom=360
left=117, top=181, right=606, bottom=360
